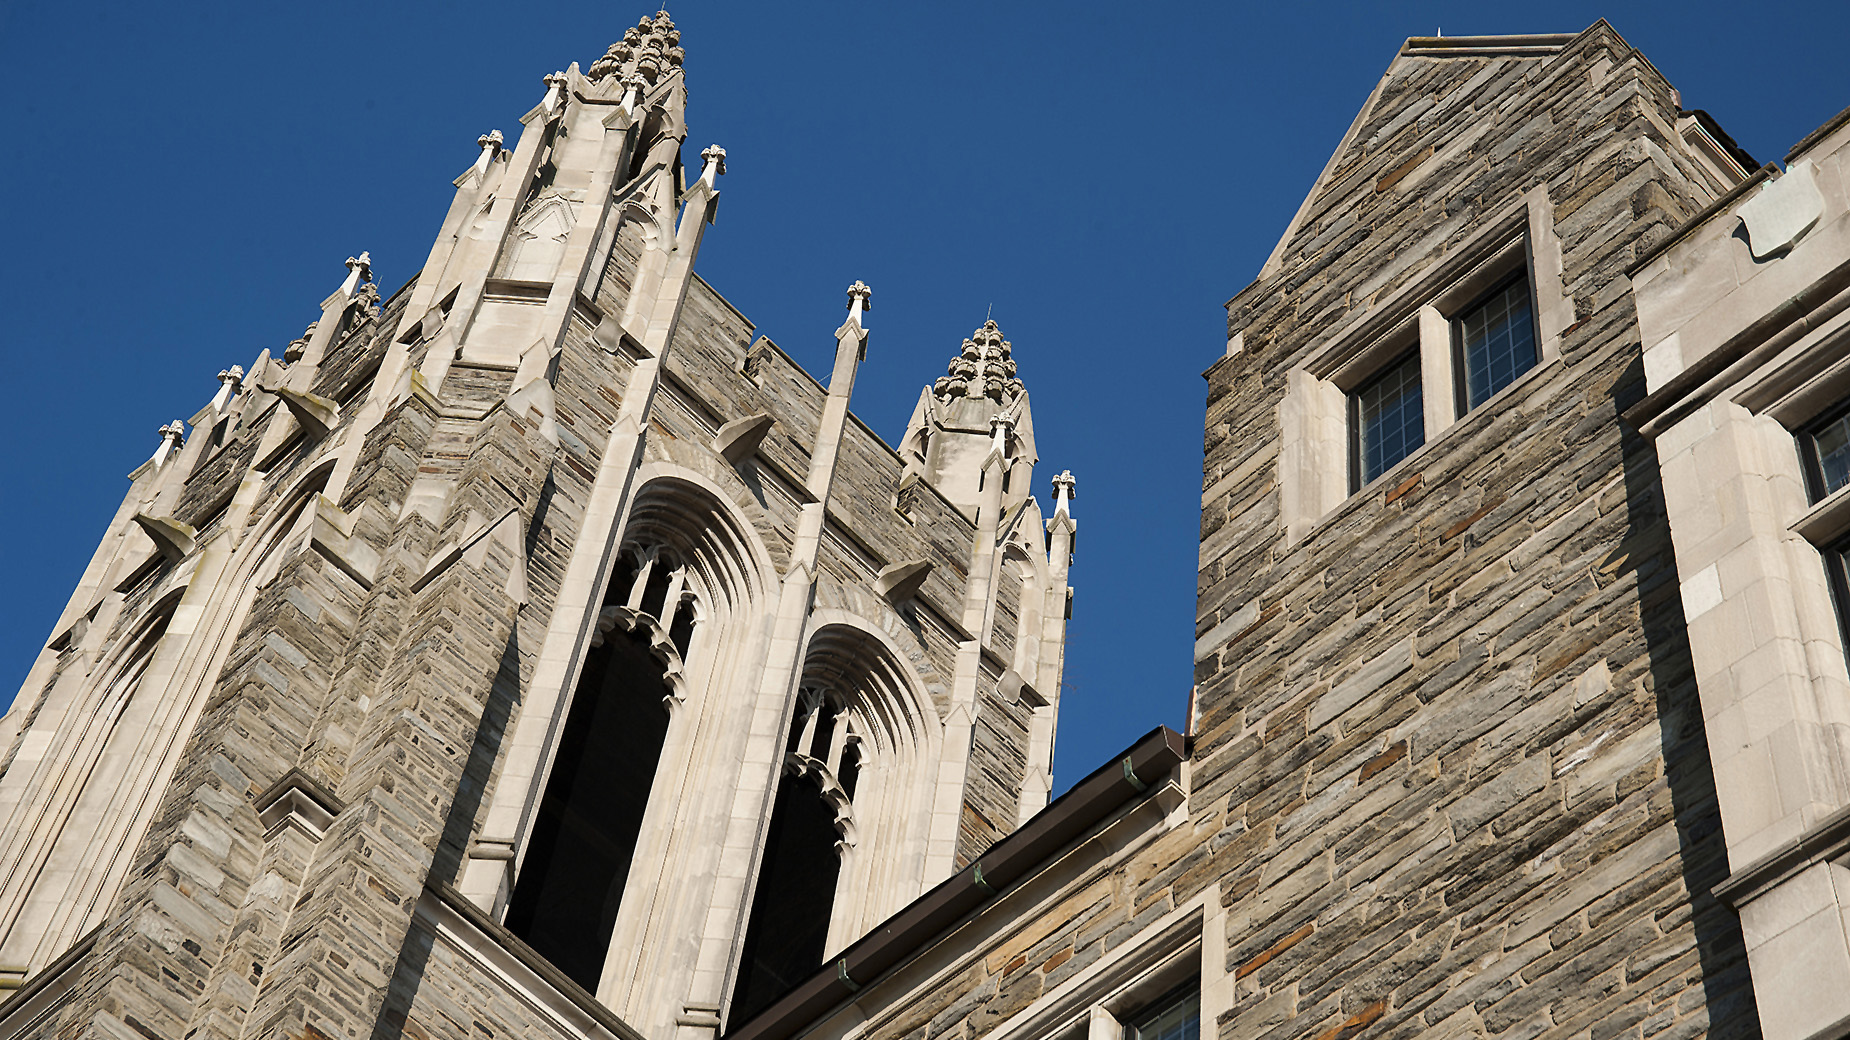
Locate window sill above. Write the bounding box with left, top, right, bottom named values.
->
left=1310, top=353, right=1564, bottom=542
left=1792, top=482, right=1850, bottom=547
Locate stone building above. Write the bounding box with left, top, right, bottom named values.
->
left=4, top=12, right=1849, bottom=1040
left=0, top=12, right=1075, bottom=1039
left=1629, top=105, right=1850, bottom=1040
left=708, top=21, right=1805, bottom=1040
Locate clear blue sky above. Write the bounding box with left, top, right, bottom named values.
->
left=1, top=2, right=1845, bottom=792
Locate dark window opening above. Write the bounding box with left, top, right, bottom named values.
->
left=1800, top=401, right=1850, bottom=502
left=670, top=599, right=697, bottom=658
left=1350, top=351, right=1424, bottom=490
left=608, top=554, right=641, bottom=608
left=811, top=701, right=838, bottom=761
left=505, top=625, right=671, bottom=992
left=728, top=771, right=842, bottom=1024
left=1454, top=271, right=1538, bottom=412
left=838, top=744, right=860, bottom=801
left=1001, top=468, right=1011, bottom=493
left=1123, top=983, right=1200, bottom=1040
left=1823, top=535, right=1850, bottom=670
left=641, top=559, right=673, bottom=619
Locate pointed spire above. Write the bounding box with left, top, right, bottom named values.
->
left=588, top=10, right=685, bottom=85
left=934, top=320, right=1025, bottom=404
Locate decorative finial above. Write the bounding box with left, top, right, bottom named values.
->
left=285, top=321, right=316, bottom=363
left=986, top=412, right=1016, bottom=468
left=473, top=129, right=504, bottom=176
left=845, top=280, right=872, bottom=325
left=589, top=10, right=684, bottom=84
left=616, top=74, right=644, bottom=116
left=542, top=71, right=569, bottom=116
left=698, top=144, right=727, bottom=190
left=152, top=420, right=186, bottom=469
left=211, top=365, right=244, bottom=413
left=1052, top=470, right=1076, bottom=518
left=340, top=252, right=373, bottom=297
left=934, top=320, right=1024, bottom=403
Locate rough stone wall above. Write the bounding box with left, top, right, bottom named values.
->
left=1194, top=27, right=1755, bottom=1040
left=812, top=26, right=1764, bottom=1040
left=961, top=656, right=1032, bottom=864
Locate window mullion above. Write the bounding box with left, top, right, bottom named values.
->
left=1417, top=303, right=1456, bottom=439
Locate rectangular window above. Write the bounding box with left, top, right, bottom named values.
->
left=1822, top=534, right=1850, bottom=663
left=1123, top=984, right=1199, bottom=1040
left=1454, top=271, right=1538, bottom=412
left=1350, top=351, right=1424, bottom=490
left=1800, top=403, right=1850, bottom=502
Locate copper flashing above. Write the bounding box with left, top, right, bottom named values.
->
left=1401, top=33, right=1577, bottom=58
left=721, top=726, right=1190, bottom=1040
left=1789, top=102, right=1850, bottom=165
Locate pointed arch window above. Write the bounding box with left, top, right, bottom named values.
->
left=730, top=686, right=860, bottom=1022
left=505, top=544, right=699, bottom=991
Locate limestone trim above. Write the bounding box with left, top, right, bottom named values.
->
left=1626, top=163, right=1780, bottom=280
left=1793, top=483, right=1850, bottom=548
left=466, top=467, right=777, bottom=913
left=0, top=926, right=96, bottom=1040
left=974, top=898, right=1214, bottom=1040
left=252, top=767, right=344, bottom=843
left=1713, top=801, right=1850, bottom=911
left=798, top=612, right=949, bottom=949
left=1276, top=186, right=1569, bottom=541
left=416, top=883, right=647, bottom=1040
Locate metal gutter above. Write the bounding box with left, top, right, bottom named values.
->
left=1788, top=102, right=1850, bottom=165
left=721, top=725, right=1190, bottom=1040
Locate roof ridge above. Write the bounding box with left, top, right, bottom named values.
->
left=1402, top=32, right=1578, bottom=57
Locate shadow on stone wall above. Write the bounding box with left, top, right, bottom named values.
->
left=370, top=623, right=524, bottom=1040
left=1620, top=393, right=1762, bottom=1039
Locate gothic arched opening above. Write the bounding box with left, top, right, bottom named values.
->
left=728, top=765, right=844, bottom=1022
left=504, top=622, right=672, bottom=991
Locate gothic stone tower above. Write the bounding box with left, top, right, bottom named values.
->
left=0, top=11, right=1076, bottom=1039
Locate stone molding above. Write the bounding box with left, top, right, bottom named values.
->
left=1274, top=186, right=1570, bottom=543
left=252, top=768, right=343, bottom=843
left=1713, top=802, right=1850, bottom=911
left=417, top=882, right=647, bottom=1040
left=0, top=927, right=97, bottom=1040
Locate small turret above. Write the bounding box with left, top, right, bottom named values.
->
left=901, top=320, right=1038, bottom=520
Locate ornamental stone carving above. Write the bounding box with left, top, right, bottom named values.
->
left=933, top=320, right=1025, bottom=404
left=588, top=11, right=685, bottom=85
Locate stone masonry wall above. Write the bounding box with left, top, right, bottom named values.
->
left=1193, top=25, right=1755, bottom=1040
left=823, top=25, right=1764, bottom=1040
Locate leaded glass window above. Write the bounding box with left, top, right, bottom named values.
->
left=1455, top=273, right=1538, bottom=411
left=1124, top=984, right=1199, bottom=1040
left=1351, top=351, right=1424, bottom=489
left=1800, top=404, right=1850, bottom=502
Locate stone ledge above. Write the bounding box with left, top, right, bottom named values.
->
left=1713, top=801, right=1850, bottom=910
left=419, top=881, right=647, bottom=1040
left=0, top=926, right=98, bottom=1037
